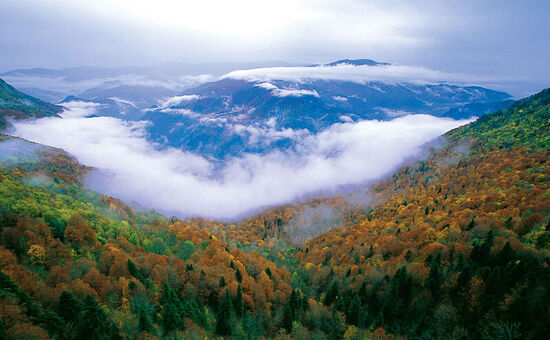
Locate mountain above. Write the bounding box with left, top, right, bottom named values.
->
left=0, top=78, right=62, bottom=129
left=205, top=88, right=550, bottom=337
left=0, top=61, right=300, bottom=105
left=325, top=58, right=390, bottom=66
left=0, top=85, right=548, bottom=338
left=143, top=61, right=513, bottom=158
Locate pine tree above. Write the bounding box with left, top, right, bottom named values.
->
left=77, top=294, right=120, bottom=340
left=282, top=304, right=294, bottom=333
left=216, top=289, right=235, bottom=336
left=234, top=284, right=244, bottom=318
left=346, top=293, right=362, bottom=326
left=324, top=281, right=339, bottom=306
left=236, top=268, right=243, bottom=283
left=219, top=275, right=226, bottom=287
left=138, top=311, right=155, bottom=335
left=160, top=283, right=185, bottom=334
left=58, top=291, right=82, bottom=322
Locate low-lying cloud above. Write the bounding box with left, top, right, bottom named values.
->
left=225, top=63, right=497, bottom=86
left=9, top=102, right=471, bottom=219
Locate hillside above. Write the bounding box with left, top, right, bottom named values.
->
left=0, top=88, right=548, bottom=339
left=0, top=78, right=62, bottom=129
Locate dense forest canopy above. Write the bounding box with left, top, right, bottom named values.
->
left=0, top=88, right=549, bottom=339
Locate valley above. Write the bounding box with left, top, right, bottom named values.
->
left=0, top=71, right=548, bottom=338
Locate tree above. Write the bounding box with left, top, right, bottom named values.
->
left=160, top=283, right=185, bottom=334
left=138, top=311, right=155, bottom=335
left=58, top=291, right=81, bottom=322
left=236, top=268, right=243, bottom=283
left=64, top=214, right=96, bottom=252
left=77, top=294, right=120, bottom=340
left=216, top=289, right=235, bottom=336
left=282, top=304, right=294, bottom=333
left=324, top=281, right=339, bottom=306
left=234, top=284, right=244, bottom=318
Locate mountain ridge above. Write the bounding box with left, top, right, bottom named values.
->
left=0, top=78, right=62, bottom=128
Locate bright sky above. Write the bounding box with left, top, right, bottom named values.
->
left=1, top=0, right=549, bottom=95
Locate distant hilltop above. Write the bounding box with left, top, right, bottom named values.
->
left=324, top=58, right=391, bottom=67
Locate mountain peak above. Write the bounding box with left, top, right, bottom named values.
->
left=325, top=58, right=390, bottom=67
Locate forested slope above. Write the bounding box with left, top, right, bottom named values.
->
left=0, top=88, right=548, bottom=339
left=288, top=88, right=550, bottom=339
left=0, top=79, right=62, bottom=129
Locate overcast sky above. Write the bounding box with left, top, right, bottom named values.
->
left=1, top=0, right=548, bottom=95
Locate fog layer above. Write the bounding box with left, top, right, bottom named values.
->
left=10, top=102, right=471, bottom=219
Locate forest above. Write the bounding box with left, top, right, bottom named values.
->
left=0, top=89, right=549, bottom=339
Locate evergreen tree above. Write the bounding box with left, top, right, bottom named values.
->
left=346, top=293, right=362, bottom=326
left=58, top=291, right=82, bottom=322
left=282, top=304, right=294, bottom=333
left=236, top=268, right=243, bottom=283
left=234, top=284, right=244, bottom=318
left=324, top=281, right=339, bottom=306
left=138, top=311, right=155, bottom=335
left=426, top=253, right=443, bottom=297
left=160, top=283, right=185, bottom=334
left=216, top=289, right=235, bottom=336
left=219, top=275, right=226, bottom=287
left=77, top=294, right=120, bottom=340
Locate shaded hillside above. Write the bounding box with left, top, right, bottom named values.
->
left=0, top=79, right=62, bottom=129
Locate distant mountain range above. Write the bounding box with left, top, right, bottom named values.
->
left=141, top=59, right=513, bottom=158
left=0, top=61, right=299, bottom=103
left=1, top=59, right=515, bottom=159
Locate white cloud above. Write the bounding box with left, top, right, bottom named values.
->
left=273, top=88, right=319, bottom=98
left=10, top=101, right=472, bottom=219
left=379, top=108, right=418, bottom=118
left=255, top=82, right=278, bottom=90
left=232, top=122, right=309, bottom=146
left=333, top=96, right=348, bottom=102
left=109, top=97, right=136, bottom=107
left=158, top=94, right=200, bottom=108
left=225, top=63, right=494, bottom=86
left=255, top=81, right=319, bottom=98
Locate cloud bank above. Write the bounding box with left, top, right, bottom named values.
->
left=225, top=63, right=502, bottom=87
left=10, top=102, right=471, bottom=219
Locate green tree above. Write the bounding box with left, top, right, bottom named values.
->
left=77, top=294, right=120, bottom=340
left=160, top=283, right=185, bottom=334
left=234, top=284, right=244, bottom=318
left=58, top=291, right=82, bottom=322
left=282, top=304, right=294, bottom=333
left=216, top=289, right=235, bottom=336
left=324, top=281, right=339, bottom=306
left=236, top=268, right=243, bottom=283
